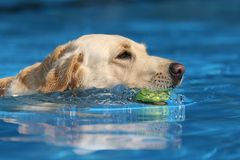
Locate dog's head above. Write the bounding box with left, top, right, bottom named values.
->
left=13, top=34, right=184, bottom=95
left=49, top=34, right=184, bottom=91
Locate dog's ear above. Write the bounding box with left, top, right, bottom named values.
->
left=40, top=52, right=84, bottom=92
left=18, top=41, right=84, bottom=93
left=39, top=41, right=76, bottom=75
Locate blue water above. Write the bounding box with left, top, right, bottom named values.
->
left=0, top=0, right=240, bottom=160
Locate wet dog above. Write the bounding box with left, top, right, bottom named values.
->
left=0, top=34, right=184, bottom=96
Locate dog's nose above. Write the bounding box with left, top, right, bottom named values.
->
left=169, top=63, right=185, bottom=79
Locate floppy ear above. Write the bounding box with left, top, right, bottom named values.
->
left=17, top=41, right=84, bottom=93
left=40, top=52, right=84, bottom=93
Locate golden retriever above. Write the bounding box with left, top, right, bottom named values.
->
left=0, top=34, right=185, bottom=96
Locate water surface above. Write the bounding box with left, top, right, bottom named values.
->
left=0, top=0, right=240, bottom=159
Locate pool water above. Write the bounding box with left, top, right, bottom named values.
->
left=0, top=0, right=240, bottom=160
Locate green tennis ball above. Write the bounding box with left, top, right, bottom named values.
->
left=135, top=88, right=170, bottom=105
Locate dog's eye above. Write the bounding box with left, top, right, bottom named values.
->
left=116, top=51, right=132, bottom=60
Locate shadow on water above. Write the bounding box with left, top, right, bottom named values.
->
left=0, top=85, right=186, bottom=155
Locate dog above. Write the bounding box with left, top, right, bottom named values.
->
left=0, top=34, right=185, bottom=96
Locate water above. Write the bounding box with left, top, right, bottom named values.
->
left=0, top=0, right=240, bottom=159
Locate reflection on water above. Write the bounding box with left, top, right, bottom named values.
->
left=0, top=0, right=240, bottom=159
left=0, top=87, right=185, bottom=155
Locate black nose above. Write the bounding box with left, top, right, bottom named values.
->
left=169, top=63, right=185, bottom=80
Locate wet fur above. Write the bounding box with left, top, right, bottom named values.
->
left=0, top=77, right=14, bottom=96
left=1, top=43, right=84, bottom=96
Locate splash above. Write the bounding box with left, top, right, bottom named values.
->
left=0, top=85, right=186, bottom=108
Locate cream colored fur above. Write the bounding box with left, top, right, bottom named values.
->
left=0, top=34, right=177, bottom=96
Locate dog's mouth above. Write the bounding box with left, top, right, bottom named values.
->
left=171, top=74, right=184, bottom=87
left=150, top=72, right=184, bottom=89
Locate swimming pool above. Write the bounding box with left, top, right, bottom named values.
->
left=0, top=0, right=239, bottom=159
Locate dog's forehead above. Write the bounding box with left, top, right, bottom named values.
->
left=76, top=34, right=145, bottom=50
left=74, top=34, right=147, bottom=66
